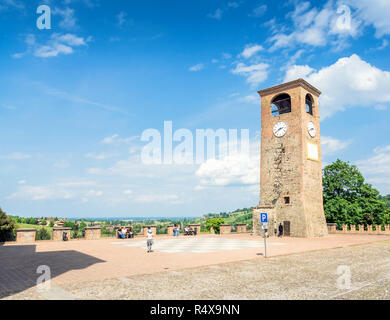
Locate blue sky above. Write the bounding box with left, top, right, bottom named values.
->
left=0, top=0, right=389, bottom=218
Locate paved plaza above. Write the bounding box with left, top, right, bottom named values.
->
left=1, top=233, right=390, bottom=299
left=111, top=237, right=284, bottom=253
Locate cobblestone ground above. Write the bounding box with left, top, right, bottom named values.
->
left=4, top=240, right=390, bottom=300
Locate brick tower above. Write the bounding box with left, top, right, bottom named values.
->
left=253, top=79, right=328, bottom=238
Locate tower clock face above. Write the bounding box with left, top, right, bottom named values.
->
left=307, top=121, right=316, bottom=137
left=273, top=121, right=287, bottom=138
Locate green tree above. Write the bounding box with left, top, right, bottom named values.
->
left=36, top=228, right=51, bottom=240
left=0, top=208, right=15, bottom=241
left=205, top=218, right=225, bottom=234
left=41, top=220, right=47, bottom=226
left=323, top=159, right=387, bottom=227
left=49, top=221, right=54, bottom=227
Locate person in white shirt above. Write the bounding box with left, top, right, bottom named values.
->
left=146, top=226, right=153, bottom=252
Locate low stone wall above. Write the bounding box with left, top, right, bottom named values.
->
left=327, top=224, right=390, bottom=235
left=16, top=228, right=36, bottom=244
left=85, top=226, right=102, bottom=240
left=143, top=225, right=157, bottom=236
left=235, top=224, right=248, bottom=233
left=188, top=224, right=201, bottom=234
left=220, top=224, right=231, bottom=234
left=53, top=227, right=71, bottom=241
left=166, top=225, right=173, bottom=236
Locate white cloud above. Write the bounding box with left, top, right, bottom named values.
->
left=2, top=152, right=31, bottom=160
left=250, top=4, right=267, bottom=17
left=196, top=154, right=259, bottom=186
left=116, top=11, right=127, bottom=27
left=53, top=7, right=77, bottom=30
left=101, top=134, right=138, bottom=145
left=268, top=1, right=359, bottom=51
left=123, top=189, right=132, bottom=195
left=237, top=94, right=259, bottom=104
left=189, top=63, right=205, bottom=72
left=8, top=185, right=72, bottom=201
left=284, top=54, right=390, bottom=118
left=85, top=152, right=116, bottom=160
left=195, top=139, right=260, bottom=187
left=231, top=62, right=269, bottom=87
left=356, top=145, right=390, bottom=194
left=207, top=8, right=223, bottom=20
left=240, top=44, right=263, bottom=59
left=0, top=0, right=24, bottom=11
left=135, top=193, right=179, bottom=203
left=34, top=33, right=86, bottom=58
left=284, top=64, right=315, bottom=81
left=321, top=136, right=352, bottom=155
left=344, top=0, right=390, bottom=37
left=35, top=43, right=74, bottom=58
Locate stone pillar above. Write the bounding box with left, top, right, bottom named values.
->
left=367, top=225, right=373, bottom=234
left=236, top=224, right=248, bottom=233
left=220, top=224, right=231, bottom=234
left=376, top=225, right=382, bottom=234
left=342, top=225, right=348, bottom=233
left=84, top=226, right=102, bottom=240
left=53, top=227, right=71, bottom=241
left=143, top=226, right=157, bottom=236
left=189, top=224, right=201, bottom=234
left=327, top=223, right=336, bottom=234
left=359, top=225, right=365, bottom=233
left=351, top=225, right=356, bottom=233
left=167, top=225, right=174, bottom=236
left=16, top=228, right=37, bottom=244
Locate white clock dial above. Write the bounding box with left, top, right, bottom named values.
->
left=307, top=121, right=316, bottom=137
left=273, top=121, right=287, bottom=138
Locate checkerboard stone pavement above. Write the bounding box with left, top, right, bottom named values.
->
left=111, top=237, right=285, bottom=253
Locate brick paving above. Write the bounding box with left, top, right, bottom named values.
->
left=1, top=233, right=390, bottom=299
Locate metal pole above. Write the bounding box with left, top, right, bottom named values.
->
left=264, top=229, right=267, bottom=258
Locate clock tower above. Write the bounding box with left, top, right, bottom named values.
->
left=254, top=79, right=328, bottom=238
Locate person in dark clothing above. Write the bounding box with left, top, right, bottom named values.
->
left=278, top=223, right=283, bottom=237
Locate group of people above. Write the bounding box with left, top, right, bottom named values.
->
left=117, top=227, right=134, bottom=239
left=183, top=225, right=197, bottom=236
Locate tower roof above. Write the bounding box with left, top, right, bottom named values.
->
left=258, top=78, right=321, bottom=97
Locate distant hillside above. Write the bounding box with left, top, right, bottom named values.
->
left=192, top=207, right=254, bottom=230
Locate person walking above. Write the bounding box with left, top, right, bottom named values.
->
left=176, top=224, right=180, bottom=237
left=146, top=226, right=153, bottom=252
left=274, top=221, right=277, bottom=237
left=173, top=225, right=177, bottom=237
left=278, top=223, right=283, bottom=238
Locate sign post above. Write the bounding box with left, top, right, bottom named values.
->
left=260, top=212, right=268, bottom=258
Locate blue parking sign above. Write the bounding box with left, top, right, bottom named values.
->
left=261, top=212, right=268, bottom=223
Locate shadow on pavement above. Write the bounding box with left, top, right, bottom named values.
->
left=0, top=244, right=105, bottom=299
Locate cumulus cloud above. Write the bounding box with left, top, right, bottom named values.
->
left=53, top=7, right=77, bottom=30
left=240, top=44, right=264, bottom=59
left=267, top=1, right=359, bottom=51
left=231, top=62, right=269, bottom=87
left=321, top=136, right=352, bottom=155
left=344, top=0, right=390, bottom=37
left=356, top=145, right=390, bottom=193
left=284, top=54, right=390, bottom=118
left=195, top=139, right=260, bottom=187
left=13, top=33, right=88, bottom=58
